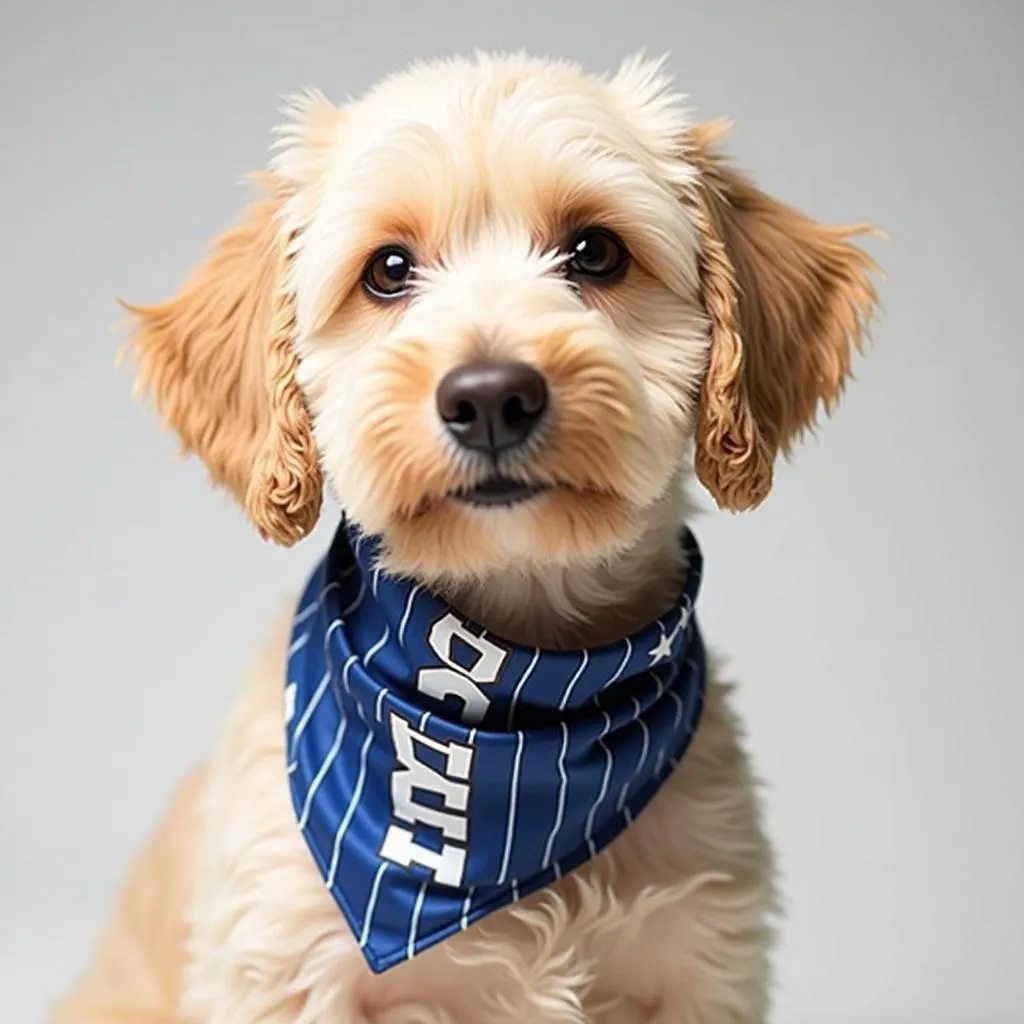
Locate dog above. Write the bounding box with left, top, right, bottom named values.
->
left=55, top=52, right=880, bottom=1024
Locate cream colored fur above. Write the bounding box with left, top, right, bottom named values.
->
left=179, top=624, right=772, bottom=1024
left=55, top=51, right=880, bottom=1024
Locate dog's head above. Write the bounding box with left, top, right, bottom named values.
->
left=125, top=54, right=879, bottom=585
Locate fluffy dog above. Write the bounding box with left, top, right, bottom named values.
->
left=55, top=52, right=879, bottom=1024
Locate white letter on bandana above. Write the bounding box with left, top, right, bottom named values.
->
left=389, top=713, right=473, bottom=840
left=417, top=613, right=508, bottom=724
left=381, top=713, right=473, bottom=886
left=379, top=824, right=467, bottom=888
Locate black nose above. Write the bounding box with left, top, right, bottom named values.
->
left=436, top=361, right=549, bottom=454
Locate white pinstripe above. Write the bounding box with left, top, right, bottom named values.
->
left=683, top=659, right=700, bottom=733
left=341, top=577, right=366, bottom=618
left=397, top=584, right=424, bottom=646
left=616, top=695, right=650, bottom=812
left=496, top=731, right=525, bottom=885
left=288, top=669, right=331, bottom=766
left=297, top=658, right=357, bottom=830
left=663, top=658, right=682, bottom=690
left=667, top=686, right=685, bottom=732
left=288, top=631, right=309, bottom=657
left=363, top=624, right=390, bottom=670
left=293, top=604, right=317, bottom=627
left=614, top=663, right=678, bottom=811
left=649, top=674, right=688, bottom=781
left=606, top=638, right=633, bottom=689
left=374, top=686, right=388, bottom=723
left=460, top=885, right=476, bottom=930
left=584, top=712, right=614, bottom=858
left=359, top=861, right=389, bottom=948
left=361, top=621, right=392, bottom=722
left=292, top=595, right=322, bottom=626
left=408, top=881, right=428, bottom=959
left=287, top=614, right=345, bottom=756
left=541, top=721, right=571, bottom=868
left=320, top=622, right=389, bottom=885
left=322, top=616, right=343, bottom=649
left=557, top=649, right=589, bottom=712
left=507, top=647, right=541, bottom=728
left=326, top=725, right=375, bottom=887
left=292, top=556, right=358, bottom=628
left=295, top=577, right=344, bottom=627
left=287, top=605, right=349, bottom=762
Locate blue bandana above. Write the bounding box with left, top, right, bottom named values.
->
left=285, top=521, right=707, bottom=973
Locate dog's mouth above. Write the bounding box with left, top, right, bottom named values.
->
left=399, top=476, right=620, bottom=522
left=449, top=476, right=551, bottom=508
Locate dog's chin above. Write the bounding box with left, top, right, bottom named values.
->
left=375, top=483, right=641, bottom=583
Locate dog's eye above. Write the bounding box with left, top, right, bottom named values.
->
left=363, top=246, right=415, bottom=299
left=566, top=228, right=630, bottom=283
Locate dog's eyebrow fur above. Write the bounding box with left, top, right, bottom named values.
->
left=292, top=134, right=702, bottom=324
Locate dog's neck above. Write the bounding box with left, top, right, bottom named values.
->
left=441, top=490, right=692, bottom=650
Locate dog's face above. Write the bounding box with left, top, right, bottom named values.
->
left=125, top=54, right=879, bottom=585
left=287, top=57, right=707, bottom=580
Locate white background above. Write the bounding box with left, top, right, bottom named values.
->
left=2, top=2, right=1022, bottom=1021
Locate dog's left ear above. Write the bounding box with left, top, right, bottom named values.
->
left=684, top=120, right=882, bottom=511
left=121, top=172, right=322, bottom=546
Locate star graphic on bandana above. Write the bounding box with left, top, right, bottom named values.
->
left=648, top=631, right=674, bottom=664
left=648, top=604, right=692, bottom=665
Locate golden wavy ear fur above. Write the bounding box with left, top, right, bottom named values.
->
left=121, top=173, right=322, bottom=546
left=686, top=120, right=881, bottom=511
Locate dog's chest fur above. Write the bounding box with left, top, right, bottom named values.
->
left=181, top=617, right=774, bottom=1024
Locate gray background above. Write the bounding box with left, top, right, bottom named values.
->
left=2, top=1, right=1022, bottom=1022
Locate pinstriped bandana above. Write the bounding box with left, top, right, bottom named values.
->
left=285, top=520, right=707, bottom=973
